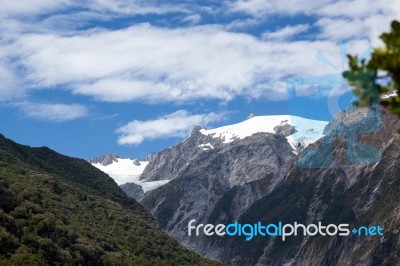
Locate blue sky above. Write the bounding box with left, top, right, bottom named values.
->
left=0, top=0, right=398, bottom=159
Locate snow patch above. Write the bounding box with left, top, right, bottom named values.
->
left=92, top=158, right=170, bottom=192
left=198, top=143, right=214, bottom=150
left=200, top=115, right=328, bottom=151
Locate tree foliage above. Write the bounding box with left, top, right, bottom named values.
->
left=0, top=134, right=219, bottom=266
left=343, top=20, right=400, bottom=118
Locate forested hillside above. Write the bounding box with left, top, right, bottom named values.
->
left=0, top=134, right=218, bottom=266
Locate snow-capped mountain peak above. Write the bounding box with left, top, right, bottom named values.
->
left=91, top=115, right=327, bottom=194
left=199, top=115, right=328, bottom=152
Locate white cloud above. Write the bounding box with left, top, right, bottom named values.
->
left=225, top=18, right=261, bottom=31
left=262, top=24, right=309, bottom=41
left=0, top=63, right=19, bottom=100
left=15, top=102, right=88, bottom=122
left=116, top=110, right=224, bottom=145
left=227, top=0, right=400, bottom=44
left=314, top=0, right=400, bottom=44
left=0, top=0, right=186, bottom=19
left=317, top=0, right=389, bottom=19
left=0, top=0, right=399, bottom=109
left=0, top=0, right=70, bottom=18
left=182, top=14, right=202, bottom=25
left=0, top=0, right=190, bottom=41
left=316, top=18, right=368, bottom=41
left=226, top=0, right=330, bottom=17
left=6, top=24, right=354, bottom=104
left=314, top=15, right=397, bottom=46
left=226, top=0, right=398, bottom=20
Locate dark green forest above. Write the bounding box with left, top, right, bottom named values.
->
left=0, top=134, right=218, bottom=265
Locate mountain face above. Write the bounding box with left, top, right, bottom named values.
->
left=89, top=116, right=326, bottom=202
left=0, top=134, right=218, bottom=265
left=87, top=154, right=121, bottom=166
left=119, top=182, right=145, bottom=201
left=133, top=109, right=400, bottom=265
left=140, top=116, right=327, bottom=184
left=209, top=106, right=400, bottom=265
left=139, top=126, right=224, bottom=183
left=132, top=116, right=326, bottom=259
left=141, top=131, right=297, bottom=258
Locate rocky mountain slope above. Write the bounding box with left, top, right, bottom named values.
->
left=131, top=116, right=326, bottom=261
left=211, top=106, right=400, bottom=265
left=90, top=116, right=327, bottom=202
left=139, top=116, right=327, bottom=184
left=142, top=132, right=296, bottom=250
left=0, top=134, right=218, bottom=265
left=134, top=107, right=400, bottom=265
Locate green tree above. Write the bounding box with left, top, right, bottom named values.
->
left=343, top=20, right=400, bottom=119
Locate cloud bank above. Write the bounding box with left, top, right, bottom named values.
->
left=16, top=102, right=88, bottom=122
left=116, top=110, right=224, bottom=145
